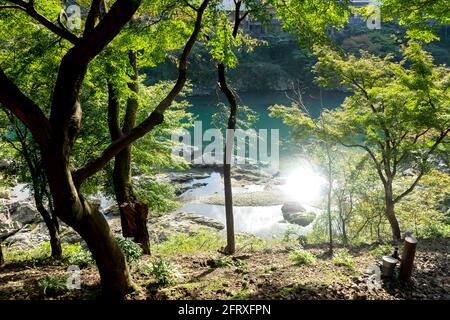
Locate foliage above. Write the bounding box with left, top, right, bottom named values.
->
left=370, top=243, right=395, bottom=259
left=332, top=249, right=355, bottom=269
left=115, top=236, right=144, bottom=264
left=208, top=255, right=234, bottom=268
left=65, top=243, right=94, bottom=267
left=148, top=258, right=180, bottom=287
left=379, top=0, right=450, bottom=42
left=37, top=275, right=68, bottom=297
left=154, top=229, right=224, bottom=256
left=289, top=249, right=317, bottom=265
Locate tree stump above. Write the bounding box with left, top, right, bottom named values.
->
left=120, top=202, right=151, bottom=255
left=399, top=235, right=418, bottom=281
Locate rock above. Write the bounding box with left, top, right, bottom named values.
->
left=148, top=212, right=225, bottom=243
left=10, top=202, right=39, bottom=225
left=282, top=202, right=306, bottom=214
left=281, top=202, right=316, bottom=226
left=103, top=204, right=120, bottom=216
left=0, top=210, right=21, bottom=238
left=282, top=211, right=316, bottom=227
left=0, top=188, right=11, bottom=199
left=176, top=212, right=225, bottom=230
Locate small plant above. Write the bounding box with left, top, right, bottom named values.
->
left=149, top=259, right=179, bottom=286
left=115, top=235, right=143, bottom=264
left=37, top=275, right=68, bottom=297
left=370, top=244, right=394, bottom=259
left=332, top=249, right=355, bottom=269
left=289, top=249, right=316, bottom=265
left=208, top=256, right=234, bottom=268
left=64, top=243, right=94, bottom=267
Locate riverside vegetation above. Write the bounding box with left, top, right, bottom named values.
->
left=0, top=0, right=449, bottom=300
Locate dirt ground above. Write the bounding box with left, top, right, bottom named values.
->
left=0, top=238, right=449, bottom=300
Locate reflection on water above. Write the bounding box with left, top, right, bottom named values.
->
left=182, top=172, right=222, bottom=197
left=180, top=203, right=312, bottom=239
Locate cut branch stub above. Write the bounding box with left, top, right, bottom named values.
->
left=399, top=235, right=418, bottom=281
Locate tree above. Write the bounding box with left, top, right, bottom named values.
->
left=0, top=0, right=210, bottom=297
left=101, top=2, right=193, bottom=255
left=270, top=91, right=335, bottom=252
left=314, top=42, right=448, bottom=241
left=0, top=111, right=62, bottom=258
left=205, top=0, right=264, bottom=255
left=379, top=0, right=450, bottom=42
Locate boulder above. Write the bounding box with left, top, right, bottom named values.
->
left=282, top=202, right=306, bottom=214
left=281, top=202, right=316, bottom=227
left=175, top=212, right=225, bottom=230
left=148, top=212, right=225, bottom=243
left=103, top=204, right=120, bottom=216
left=10, top=202, right=39, bottom=225
left=0, top=209, right=21, bottom=239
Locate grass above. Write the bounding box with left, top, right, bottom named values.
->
left=154, top=229, right=224, bottom=256
left=37, top=275, right=68, bottom=297
left=289, top=249, right=317, bottom=265
left=332, top=249, right=355, bottom=269
left=201, top=190, right=289, bottom=206
left=4, top=242, right=93, bottom=267
left=369, top=243, right=395, bottom=259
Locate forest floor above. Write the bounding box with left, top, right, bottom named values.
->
left=0, top=237, right=449, bottom=300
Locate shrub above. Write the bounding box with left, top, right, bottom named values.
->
left=332, top=249, right=355, bottom=269
left=148, top=259, right=179, bottom=286
left=289, top=249, right=316, bottom=265
left=37, top=275, right=67, bottom=297
left=115, top=236, right=143, bottom=264
left=370, top=244, right=394, bottom=259
left=208, top=256, right=233, bottom=268
left=64, top=243, right=94, bottom=267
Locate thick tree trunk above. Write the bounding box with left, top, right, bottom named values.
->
left=43, top=147, right=131, bottom=298
left=74, top=202, right=131, bottom=297
left=385, top=183, right=401, bottom=241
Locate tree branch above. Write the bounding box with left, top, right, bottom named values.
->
left=0, top=68, right=52, bottom=147
left=5, top=0, right=79, bottom=45
left=72, top=0, right=210, bottom=185
left=394, top=128, right=450, bottom=204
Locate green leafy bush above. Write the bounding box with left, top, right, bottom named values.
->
left=289, top=249, right=316, bottom=265
left=370, top=243, right=395, bottom=259
left=149, top=259, right=179, bottom=287
left=332, top=249, right=355, bottom=269
left=115, top=236, right=143, bottom=264
left=208, top=256, right=233, bottom=268
left=37, top=275, right=67, bottom=297
left=64, top=243, right=94, bottom=267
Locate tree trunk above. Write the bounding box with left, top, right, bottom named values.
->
left=43, top=147, right=132, bottom=298
left=36, top=204, right=62, bottom=258
left=0, top=242, right=4, bottom=266
left=74, top=201, right=132, bottom=297
left=327, top=164, right=333, bottom=254
left=385, top=183, right=401, bottom=241
left=109, top=51, right=151, bottom=255
left=219, top=63, right=237, bottom=256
